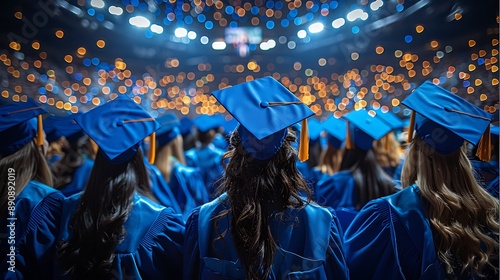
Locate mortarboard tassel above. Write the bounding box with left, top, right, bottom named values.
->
left=298, top=119, right=309, bottom=162
left=89, top=139, right=99, bottom=155
left=345, top=121, right=353, bottom=150
left=385, top=134, right=390, bottom=152
left=37, top=115, right=44, bottom=146
left=407, top=110, right=416, bottom=144
left=475, top=125, right=491, bottom=162
left=148, top=132, right=156, bottom=164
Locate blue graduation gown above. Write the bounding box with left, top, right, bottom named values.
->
left=1, top=181, right=64, bottom=279
left=315, top=170, right=357, bottom=210
left=58, top=158, right=94, bottom=197
left=170, top=163, right=209, bottom=220
left=185, top=144, right=225, bottom=195
left=343, top=185, right=447, bottom=280
left=56, top=192, right=185, bottom=279
left=183, top=193, right=349, bottom=280
left=145, top=162, right=182, bottom=214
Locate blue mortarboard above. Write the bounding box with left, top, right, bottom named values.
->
left=211, top=76, right=314, bottom=161
left=193, top=115, right=222, bottom=133
left=43, top=115, right=64, bottom=143
left=74, top=96, right=161, bottom=165
left=323, top=116, right=347, bottom=149
left=402, top=81, right=492, bottom=160
left=342, top=109, right=392, bottom=151
left=220, top=117, right=238, bottom=135
left=0, top=99, right=47, bottom=157
left=43, top=113, right=84, bottom=144
left=372, top=108, right=405, bottom=131
left=156, top=113, right=181, bottom=147
left=179, top=117, right=193, bottom=136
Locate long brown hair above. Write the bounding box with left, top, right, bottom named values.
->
left=373, top=132, right=402, bottom=169
left=318, top=143, right=343, bottom=175
left=339, top=146, right=395, bottom=210
left=57, top=148, right=150, bottom=279
left=402, top=137, right=499, bottom=278
left=155, top=134, right=186, bottom=183
left=0, top=140, right=53, bottom=217
left=214, top=129, right=311, bottom=279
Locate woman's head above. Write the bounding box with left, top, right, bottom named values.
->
left=373, top=132, right=402, bottom=168
left=340, top=145, right=395, bottom=210
left=0, top=137, right=53, bottom=216
left=402, top=136, right=499, bottom=277
left=401, top=81, right=499, bottom=277
left=57, top=96, right=158, bottom=278
left=215, top=128, right=310, bottom=279
left=219, top=128, right=310, bottom=204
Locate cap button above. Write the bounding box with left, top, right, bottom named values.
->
left=117, top=120, right=125, bottom=126
left=260, top=101, right=269, bottom=108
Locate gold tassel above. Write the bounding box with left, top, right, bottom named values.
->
left=385, top=134, right=390, bottom=152
left=37, top=115, right=43, bottom=146
left=89, top=138, right=99, bottom=155
left=345, top=121, right=352, bottom=149
left=475, top=125, right=491, bottom=162
left=298, top=119, right=309, bottom=162
left=148, top=132, right=156, bottom=164
left=407, top=110, right=416, bottom=144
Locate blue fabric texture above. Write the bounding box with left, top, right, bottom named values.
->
left=56, top=192, right=185, bottom=279
left=0, top=181, right=64, bottom=279
left=343, top=185, right=447, bottom=280
left=183, top=193, right=349, bottom=279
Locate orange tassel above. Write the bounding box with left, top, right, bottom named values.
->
left=298, top=119, right=309, bottom=162
left=148, top=132, right=156, bottom=164
left=407, top=111, right=416, bottom=144
left=475, top=125, right=491, bottom=162
left=345, top=121, right=352, bottom=149
left=89, top=139, right=99, bottom=155
left=385, top=134, right=390, bottom=152
left=37, top=115, right=43, bottom=146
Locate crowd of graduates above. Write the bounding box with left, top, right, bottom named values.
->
left=0, top=77, right=498, bottom=279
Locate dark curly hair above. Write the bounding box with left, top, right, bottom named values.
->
left=213, top=128, right=312, bottom=279
left=57, top=148, right=151, bottom=279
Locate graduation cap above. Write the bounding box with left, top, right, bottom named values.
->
left=179, top=117, right=193, bottom=136
left=323, top=116, right=347, bottom=149
left=220, top=116, right=238, bottom=135
left=211, top=76, right=314, bottom=161
left=372, top=108, right=405, bottom=131
left=74, top=95, right=160, bottom=165
left=342, top=109, right=392, bottom=151
left=0, top=98, right=47, bottom=157
left=193, top=115, right=222, bottom=133
left=43, top=113, right=84, bottom=144
left=402, top=81, right=492, bottom=161
left=156, top=113, right=181, bottom=147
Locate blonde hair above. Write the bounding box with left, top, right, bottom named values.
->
left=318, top=143, right=343, bottom=175
left=373, top=132, right=402, bottom=168
left=155, top=134, right=186, bottom=183
left=402, top=137, right=499, bottom=277
left=0, top=140, right=53, bottom=216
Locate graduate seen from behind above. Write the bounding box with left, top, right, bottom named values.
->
left=183, top=77, right=349, bottom=280
left=56, top=96, right=185, bottom=279
left=344, top=81, right=499, bottom=279
left=315, top=109, right=397, bottom=211
left=0, top=99, right=65, bottom=278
